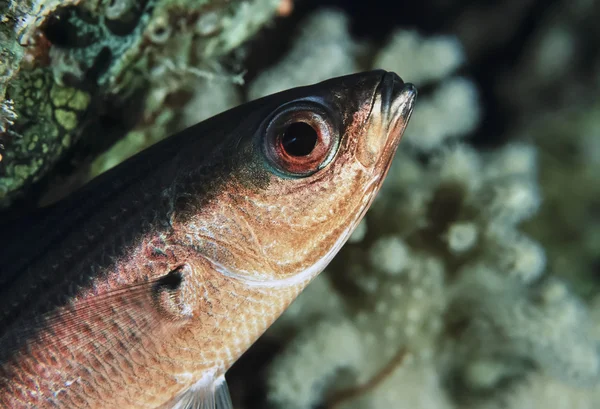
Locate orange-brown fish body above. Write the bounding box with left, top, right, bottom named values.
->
left=0, top=71, right=416, bottom=408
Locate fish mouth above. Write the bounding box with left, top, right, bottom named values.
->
left=377, top=71, right=417, bottom=154
left=359, top=71, right=416, bottom=173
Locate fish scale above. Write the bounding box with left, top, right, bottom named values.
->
left=0, top=70, right=416, bottom=408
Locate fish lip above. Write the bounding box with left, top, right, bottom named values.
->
left=360, top=71, right=417, bottom=195
left=378, top=71, right=417, bottom=134
left=373, top=70, right=417, bottom=163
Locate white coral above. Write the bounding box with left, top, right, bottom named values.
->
left=368, top=236, right=410, bottom=275
left=268, top=319, right=364, bottom=409
left=402, top=77, right=480, bottom=151
left=445, top=221, right=478, bottom=253
left=373, top=30, right=479, bottom=152
left=373, top=31, right=465, bottom=86
left=248, top=9, right=360, bottom=100
left=340, top=363, right=454, bottom=409
left=474, top=373, right=600, bottom=409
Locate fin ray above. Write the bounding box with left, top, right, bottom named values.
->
left=214, top=377, right=234, bottom=409
left=166, top=375, right=233, bottom=409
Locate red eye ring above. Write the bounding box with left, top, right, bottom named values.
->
left=264, top=103, right=338, bottom=177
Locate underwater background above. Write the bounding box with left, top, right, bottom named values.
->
left=1, top=0, right=599, bottom=407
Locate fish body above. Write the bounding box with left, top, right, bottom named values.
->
left=0, top=70, right=416, bottom=408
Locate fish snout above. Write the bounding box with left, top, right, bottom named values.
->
left=357, top=71, right=417, bottom=169
left=380, top=71, right=417, bottom=124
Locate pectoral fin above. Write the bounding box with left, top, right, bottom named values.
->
left=167, top=375, right=234, bottom=409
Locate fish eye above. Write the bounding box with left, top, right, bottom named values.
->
left=263, top=102, right=339, bottom=177
left=281, top=122, right=318, bottom=157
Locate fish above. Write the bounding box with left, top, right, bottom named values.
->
left=0, top=70, right=416, bottom=409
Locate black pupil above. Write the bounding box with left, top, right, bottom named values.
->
left=281, top=122, right=318, bottom=156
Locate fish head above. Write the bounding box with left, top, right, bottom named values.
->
left=178, top=70, right=416, bottom=286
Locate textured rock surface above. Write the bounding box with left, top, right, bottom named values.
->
left=0, top=0, right=280, bottom=206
